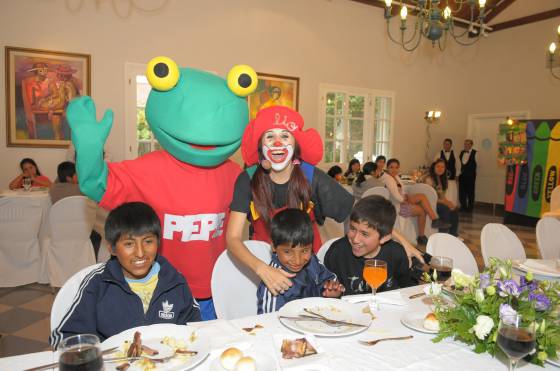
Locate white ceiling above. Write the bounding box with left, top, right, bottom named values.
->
left=489, top=0, right=560, bottom=25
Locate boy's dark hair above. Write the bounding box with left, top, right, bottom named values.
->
left=57, top=161, right=76, bottom=183
left=105, top=202, right=161, bottom=249
left=270, top=208, right=313, bottom=248
left=444, top=138, right=452, bottom=145
left=386, top=158, right=400, bottom=168
left=350, top=195, right=395, bottom=238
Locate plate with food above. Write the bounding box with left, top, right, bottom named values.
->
left=101, top=323, right=210, bottom=370
left=278, top=297, right=371, bottom=337
left=400, top=311, right=439, bottom=334
left=272, top=334, right=324, bottom=369
left=209, top=347, right=276, bottom=371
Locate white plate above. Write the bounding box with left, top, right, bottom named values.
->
left=545, top=352, right=560, bottom=367
left=516, top=259, right=560, bottom=278
left=278, top=297, right=371, bottom=337
left=272, top=333, right=325, bottom=369
left=209, top=350, right=276, bottom=371
left=102, top=323, right=210, bottom=371
left=400, top=311, right=438, bottom=334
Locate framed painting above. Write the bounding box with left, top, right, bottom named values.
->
left=5, top=46, right=91, bottom=147
left=248, top=72, right=299, bottom=120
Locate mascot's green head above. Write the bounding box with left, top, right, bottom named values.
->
left=145, top=56, right=258, bottom=167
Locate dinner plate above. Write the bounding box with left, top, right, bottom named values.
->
left=545, top=352, right=560, bottom=367
left=101, top=323, right=210, bottom=371
left=278, top=297, right=371, bottom=337
left=400, top=311, right=438, bottom=334
left=209, top=350, right=276, bottom=371
left=515, top=259, right=560, bottom=278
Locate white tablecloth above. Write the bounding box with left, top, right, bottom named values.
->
left=1, top=285, right=553, bottom=370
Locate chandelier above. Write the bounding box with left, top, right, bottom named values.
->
left=547, top=25, right=560, bottom=80
left=383, top=0, right=488, bottom=52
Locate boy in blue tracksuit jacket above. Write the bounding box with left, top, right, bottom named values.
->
left=257, top=209, right=345, bottom=314
left=50, top=202, right=200, bottom=349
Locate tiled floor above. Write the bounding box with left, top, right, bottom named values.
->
left=0, top=209, right=540, bottom=358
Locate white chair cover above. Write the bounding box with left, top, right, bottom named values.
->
left=446, top=180, right=459, bottom=208
left=50, top=263, right=105, bottom=348
left=211, top=240, right=272, bottom=320
left=536, top=217, right=560, bottom=260
left=395, top=183, right=439, bottom=245
left=426, top=233, right=479, bottom=276
left=44, top=196, right=97, bottom=287
left=318, top=218, right=346, bottom=243
left=361, top=186, right=390, bottom=200
left=551, top=185, right=560, bottom=212
left=480, top=223, right=526, bottom=266
left=316, top=238, right=338, bottom=264
left=0, top=197, right=43, bottom=287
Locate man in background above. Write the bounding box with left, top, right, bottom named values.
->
left=458, top=139, right=477, bottom=212
left=49, top=161, right=81, bottom=204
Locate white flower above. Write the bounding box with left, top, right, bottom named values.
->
left=471, top=315, right=494, bottom=340
left=424, top=282, right=442, bottom=297
left=475, top=288, right=485, bottom=303
left=451, top=269, right=475, bottom=288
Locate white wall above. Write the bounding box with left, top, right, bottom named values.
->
left=1, top=0, right=559, bottom=188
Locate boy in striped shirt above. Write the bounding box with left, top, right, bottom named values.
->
left=257, top=208, right=345, bottom=314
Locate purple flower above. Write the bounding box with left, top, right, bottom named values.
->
left=479, top=274, right=490, bottom=289
left=519, top=276, right=538, bottom=292
left=528, top=293, right=551, bottom=311
left=499, top=303, right=518, bottom=320
left=497, top=279, right=521, bottom=297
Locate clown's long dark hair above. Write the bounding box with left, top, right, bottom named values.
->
left=251, top=142, right=312, bottom=230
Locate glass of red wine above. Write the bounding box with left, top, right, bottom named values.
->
left=58, top=334, right=104, bottom=371
left=497, top=314, right=536, bottom=371
left=428, top=256, right=453, bottom=282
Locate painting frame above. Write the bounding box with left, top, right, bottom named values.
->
left=248, top=72, right=299, bottom=120
left=5, top=46, right=91, bottom=148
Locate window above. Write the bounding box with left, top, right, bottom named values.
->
left=320, top=84, right=394, bottom=165
left=135, top=75, right=160, bottom=157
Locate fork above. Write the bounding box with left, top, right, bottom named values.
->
left=358, top=335, right=413, bottom=346
left=303, top=308, right=368, bottom=327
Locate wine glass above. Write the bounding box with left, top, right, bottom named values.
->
left=58, top=334, right=104, bottom=371
left=22, top=177, right=32, bottom=191
left=429, top=256, right=453, bottom=283
left=363, top=259, right=387, bottom=309
left=497, top=314, right=536, bottom=371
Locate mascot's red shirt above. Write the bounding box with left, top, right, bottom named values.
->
left=100, top=150, right=241, bottom=298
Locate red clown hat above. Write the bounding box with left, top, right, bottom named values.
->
left=241, top=106, right=323, bottom=166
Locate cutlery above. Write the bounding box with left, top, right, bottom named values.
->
left=24, top=346, right=119, bottom=371
left=303, top=308, right=369, bottom=327
left=358, top=335, right=413, bottom=346
left=408, top=292, right=425, bottom=299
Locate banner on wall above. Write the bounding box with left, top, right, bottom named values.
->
left=504, top=120, right=560, bottom=218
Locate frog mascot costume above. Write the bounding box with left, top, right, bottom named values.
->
left=67, top=57, right=258, bottom=320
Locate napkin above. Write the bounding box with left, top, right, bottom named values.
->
left=342, top=291, right=408, bottom=307
left=520, top=259, right=560, bottom=277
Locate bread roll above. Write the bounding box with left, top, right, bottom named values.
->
left=235, top=356, right=257, bottom=371
left=220, top=347, right=243, bottom=370
left=423, top=312, right=440, bottom=331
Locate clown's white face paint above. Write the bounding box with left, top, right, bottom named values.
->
left=261, top=129, right=295, bottom=172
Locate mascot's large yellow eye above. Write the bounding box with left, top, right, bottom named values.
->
left=227, top=65, right=258, bottom=97
left=146, top=56, right=180, bottom=91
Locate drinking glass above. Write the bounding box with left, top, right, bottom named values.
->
left=22, top=177, right=32, bottom=191
left=497, top=314, right=536, bottom=371
left=58, top=334, right=104, bottom=371
left=429, top=256, right=453, bottom=282
left=363, top=259, right=387, bottom=309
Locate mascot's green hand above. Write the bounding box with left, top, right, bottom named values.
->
left=67, top=96, right=113, bottom=202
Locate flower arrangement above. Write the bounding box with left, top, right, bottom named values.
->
left=425, top=258, right=560, bottom=366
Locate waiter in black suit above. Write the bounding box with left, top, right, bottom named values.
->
left=436, top=138, right=457, bottom=180
left=459, top=139, right=477, bottom=212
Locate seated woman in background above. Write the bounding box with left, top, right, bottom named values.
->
left=375, top=155, right=387, bottom=173
left=352, top=161, right=384, bottom=200
left=9, top=158, right=52, bottom=190
left=327, top=165, right=343, bottom=181
left=343, top=158, right=361, bottom=182
left=381, top=158, right=447, bottom=245
left=423, top=159, right=459, bottom=237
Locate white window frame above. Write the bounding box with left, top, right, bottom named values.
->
left=318, top=84, right=395, bottom=166
left=124, top=62, right=147, bottom=160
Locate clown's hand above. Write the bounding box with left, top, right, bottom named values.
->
left=67, top=96, right=113, bottom=202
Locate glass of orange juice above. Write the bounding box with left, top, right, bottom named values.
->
left=363, top=259, right=387, bottom=309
